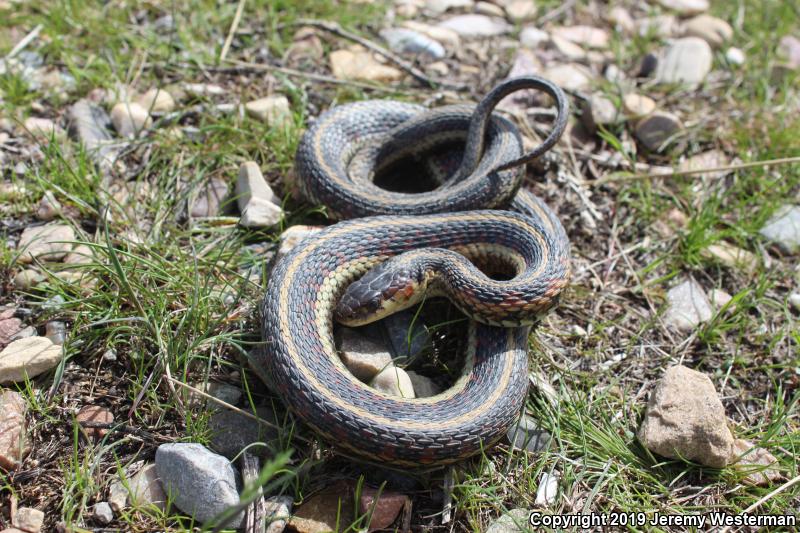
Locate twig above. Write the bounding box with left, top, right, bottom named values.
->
left=441, top=466, right=455, bottom=524
left=241, top=452, right=268, bottom=533
left=289, top=19, right=466, bottom=91
left=5, top=24, right=43, bottom=59
left=220, top=0, right=247, bottom=62
left=586, top=156, right=800, bottom=187
left=718, top=473, right=800, bottom=533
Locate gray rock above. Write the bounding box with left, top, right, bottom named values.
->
left=110, top=102, right=151, bottom=138
left=634, top=111, right=683, bottom=152
left=45, top=321, right=66, bottom=345
left=67, top=99, right=121, bottom=176
left=535, top=472, right=559, bottom=506
left=244, top=95, right=292, bottom=127
left=382, top=310, right=431, bottom=359
left=426, top=0, right=472, bottom=14
left=655, top=0, right=709, bottom=15
left=338, top=328, right=394, bottom=382
left=486, top=508, right=531, bottom=533
left=519, top=27, right=549, bottom=48
left=789, top=293, right=800, bottom=312
left=190, top=177, right=229, bottom=218
left=155, top=443, right=244, bottom=528
left=543, top=63, right=593, bottom=92
left=236, top=161, right=283, bottom=228
left=506, top=414, right=551, bottom=453
left=581, top=94, right=620, bottom=132
left=759, top=205, right=800, bottom=253
left=275, top=225, right=323, bottom=264
left=264, top=495, right=293, bottom=533
left=108, top=479, right=128, bottom=512
left=93, top=502, right=114, bottom=525
left=725, top=47, right=745, bottom=66
left=407, top=371, right=441, bottom=398
left=17, top=224, right=76, bottom=264
left=683, top=14, right=733, bottom=48
left=638, top=365, right=734, bottom=468
left=209, top=406, right=280, bottom=459
left=128, top=463, right=167, bottom=511
left=380, top=28, right=445, bottom=59
left=371, top=366, right=415, bottom=398
left=656, top=37, right=713, bottom=87
left=437, top=15, right=511, bottom=38
left=663, top=278, right=712, bottom=332
left=778, top=36, right=800, bottom=70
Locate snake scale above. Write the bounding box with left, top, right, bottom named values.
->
left=254, top=76, right=571, bottom=466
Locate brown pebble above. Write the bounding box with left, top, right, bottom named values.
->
left=76, top=405, right=114, bottom=440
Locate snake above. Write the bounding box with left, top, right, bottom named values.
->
left=254, top=76, right=571, bottom=466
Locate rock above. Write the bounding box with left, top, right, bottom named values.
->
left=638, top=52, right=660, bottom=78
left=128, top=463, right=167, bottom=511
left=110, top=102, right=151, bottom=138
left=606, top=7, right=635, bottom=34
left=506, top=414, right=551, bottom=453
left=475, top=1, right=504, bottom=18
left=500, top=50, right=543, bottom=111
left=656, top=37, right=713, bottom=87
left=0, top=390, right=29, bottom=470
left=35, top=191, right=61, bottom=221
left=637, top=15, right=680, bottom=39
left=425, top=0, right=472, bottom=14
left=634, top=112, right=683, bottom=152
left=275, top=226, right=323, bottom=263
left=778, top=36, right=800, bottom=70
left=551, top=35, right=585, bottom=60
left=663, top=278, right=712, bottom=332
left=708, top=289, right=733, bottom=311
left=264, top=495, right=293, bottom=533
left=136, top=88, right=175, bottom=113
left=581, top=94, right=619, bottom=131
left=191, top=381, right=243, bottom=408
left=67, top=99, right=120, bottom=175
left=487, top=508, right=531, bottom=533
left=371, top=366, right=415, bottom=398
left=437, top=15, right=511, bottom=38
left=23, top=117, right=65, bottom=141
left=683, top=15, right=733, bottom=48
left=789, top=293, right=800, bottom=312
left=9, top=327, right=36, bottom=343
left=551, top=25, right=609, bottom=49
left=245, top=95, right=292, bottom=127
left=382, top=310, right=431, bottom=359
left=12, top=508, right=44, bottom=533
left=731, top=439, right=781, bottom=486
left=535, top=472, right=559, bottom=506
left=190, top=177, right=229, bottom=218
left=236, top=161, right=283, bottom=228
left=725, top=47, right=745, bottom=66
left=63, top=243, right=93, bottom=265
left=155, top=443, right=243, bottom=528
left=622, top=93, right=656, bottom=118
left=44, top=321, right=66, bottom=346
left=93, top=502, right=113, bottom=525
left=760, top=205, right=800, bottom=253
left=701, top=243, right=759, bottom=272
left=359, top=487, right=409, bottom=531
left=287, top=484, right=354, bottom=533
left=329, top=49, right=404, bottom=83
left=678, top=149, right=731, bottom=179
left=338, top=328, right=394, bottom=382
left=76, top=405, right=114, bottom=440
left=183, top=83, right=225, bottom=98
left=401, top=21, right=460, bottom=50
left=379, top=28, right=445, bottom=60
left=209, top=406, right=279, bottom=459
left=108, top=479, right=128, bottom=513
left=0, top=337, right=62, bottom=384
left=655, top=0, right=709, bottom=15
left=504, top=1, right=536, bottom=22
left=285, top=27, right=324, bottom=65
left=638, top=365, right=734, bottom=468
left=406, top=371, right=441, bottom=398
left=0, top=310, right=22, bottom=349
left=543, top=63, right=593, bottom=92
left=13, top=270, right=42, bottom=291
left=17, top=224, right=76, bottom=263
left=519, top=27, right=549, bottom=48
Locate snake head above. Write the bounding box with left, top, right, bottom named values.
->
left=335, top=255, right=429, bottom=327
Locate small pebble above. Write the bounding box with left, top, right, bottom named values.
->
left=93, top=502, right=114, bottom=525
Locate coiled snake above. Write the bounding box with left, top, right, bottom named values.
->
left=255, top=76, right=570, bottom=466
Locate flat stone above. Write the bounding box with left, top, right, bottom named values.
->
left=663, top=278, right=712, bottom=332
left=731, top=439, right=781, bottom=486
left=551, top=35, right=585, bottom=60
left=401, top=21, right=460, bottom=50
left=35, top=191, right=61, bottom=221
left=182, top=83, right=225, bottom=98
left=329, top=49, right=404, bottom=83
left=128, top=463, right=167, bottom=511
left=708, top=289, right=733, bottom=311
left=535, top=473, right=559, bottom=506
left=67, top=99, right=119, bottom=175
left=245, top=95, right=292, bottom=128
left=552, top=25, right=609, bottom=49
left=379, top=28, right=445, bottom=60
left=136, top=88, right=175, bottom=113
left=110, top=102, right=151, bottom=138
left=655, top=0, right=709, bottom=15
left=0, top=337, right=62, bottom=384
left=634, top=111, right=683, bottom=152
left=287, top=484, right=354, bottom=533
left=701, top=243, right=759, bottom=272
left=506, top=414, right=551, bottom=453
left=622, top=93, right=656, bottom=118
left=0, top=311, right=23, bottom=349
left=683, top=14, right=733, bottom=48
left=606, top=7, right=635, bottom=34
left=678, top=149, right=731, bottom=179
left=637, top=15, right=679, bottom=39
left=519, top=27, right=549, bottom=48
left=437, top=15, right=511, bottom=38
left=760, top=205, right=800, bottom=253
left=23, top=117, right=65, bottom=140
left=209, top=406, right=279, bottom=459
left=581, top=93, right=620, bottom=131
left=487, top=508, right=531, bottom=533
left=0, top=390, right=29, bottom=470
left=92, top=502, right=114, bottom=525
left=371, top=366, right=415, bottom=398
left=359, top=487, right=409, bottom=531
left=406, top=371, right=441, bottom=398
left=638, top=365, right=734, bottom=468
left=63, top=243, right=94, bottom=265
left=155, top=442, right=243, bottom=528
left=475, top=1, right=504, bottom=18
left=725, top=47, right=745, bottom=66
left=543, top=63, right=593, bottom=92
left=265, top=495, right=293, bottom=533
left=656, top=37, right=713, bottom=87
left=236, top=161, right=284, bottom=228
left=338, top=328, right=394, bottom=382
left=77, top=405, right=113, bottom=440
left=505, top=0, right=537, bottom=22
left=275, top=225, right=323, bottom=263
left=108, top=479, right=128, bottom=512
left=425, top=0, right=472, bottom=14
left=778, top=36, right=800, bottom=70
left=17, top=224, right=75, bottom=263
left=190, top=177, right=229, bottom=218
left=500, top=49, right=543, bottom=111
left=12, top=508, right=44, bottom=533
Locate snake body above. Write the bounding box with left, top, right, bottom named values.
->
left=256, top=77, right=571, bottom=465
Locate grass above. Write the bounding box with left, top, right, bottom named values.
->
left=1, top=0, right=799, bottom=531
